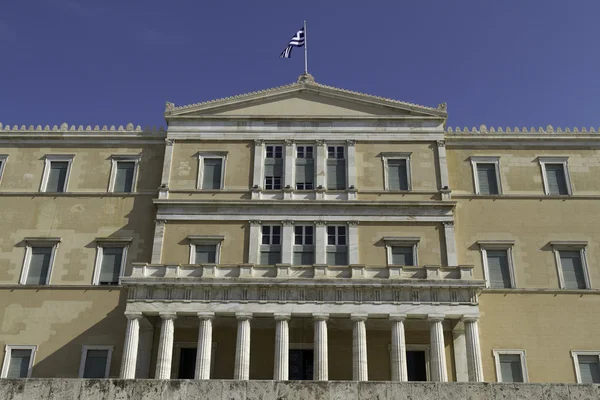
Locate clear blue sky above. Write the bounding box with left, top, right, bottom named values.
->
left=1, top=1, right=599, bottom=129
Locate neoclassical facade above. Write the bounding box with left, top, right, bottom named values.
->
left=1, top=75, right=600, bottom=384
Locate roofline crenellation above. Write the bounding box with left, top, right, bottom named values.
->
left=447, top=125, right=599, bottom=134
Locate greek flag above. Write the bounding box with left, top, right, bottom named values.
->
left=280, top=27, right=305, bottom=58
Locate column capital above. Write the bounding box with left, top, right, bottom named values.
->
left=285, top=139, right=295, bottom=146
left=274, top=313, right=291, bottom=321
left=316, top=139, right=326, bottom=146
left=350, top=313, right=368, bottom=322
left=165, top=138, right=175, bottom=146
left=315, top=221, right=327, bottom=226
left=313, top=313, right=329, bottom=321
left=427, top=314, right=445, bottom=322
left=254, top=139, right=264, bottom=146
left=125, top=312, right=143, bottom=320
left=159, top=312, right=177, bottom=320
left=346, top=139, right=357, bottom=146
left=197, top=312, right=215, bottom=320
left=282, top=220, right=294, bottom=226
left=442, top=221, right=454, bottom=227
left=236, top=312, right=253, bottom=321
left=389, top=314, right=407, bottom=322
left=348, top=221, right=360, bottom=226
left=249, top=220, right=262, bottom=226
left=461, top=314, right=480, bottom=323
left=436, top=140, right=446, bottom=147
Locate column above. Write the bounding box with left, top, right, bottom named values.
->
left=159, top=138, right=175, bottom=199
left=462, top=315, right=484, bottom=382
left=315, top=140, right=326, bottom=190
left=234, top=312, right=252, bottom=380
left=284, top=140, right=295, bottom=190
left=120, top=312, right=143, bottom=379
left=151, top=219, right=166, bottom=264
left=248, top=221, right=261, bottom=264
left=389, top=314, right=408, bottom=381
left=348, top=221, right=359, bottom=264
left=136, top=320, right=154, bottom=379
left=452, top=329, right=469, bottom=382
left=155, top=312, right=177, bottom=379
left=273, top=313, right=291, bottom=380
left=346, top=139, right=357, bottom=189
left=351, top=313, right=368, bottom=381
left=313, top=313, right=329, bottom=381
left=443, top=221, right=458, bottom=266
left=428, top=314, right=448, bottom=382
left=315, top=221, right=327, bottom=264
left=281, top=221, right=294, bottom=264
left=195, top=312, right=215, bottom=380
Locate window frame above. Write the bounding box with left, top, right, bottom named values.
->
left=108, top=155, right=141, bottom=193
left=326, top=144, right=347, bottom=191
left=550, top=241, right=591, bottom=289
left=0, top=154, right=8, bottom=187
left=493, top=349, right=528, bottom=383
left=293, top=225, right=315, bottom=265
left=571, top=351, right=600, bottom=384
left=263, top=144, right=284, bottom=191
left=470, top=156, right=502, bottom=195
left=538, top=157, right=572, bottom=196
left=295, top=144, right=315, bottom=191
left=188, top=235, right=225, bottom=264
left=19, top=238, right=61, bottom=285
left=78, top=345, right=114, bottom=378
left=381, top=152, right=412, bottom=191
left=92, top=238, right=132, bottom=285
left=477, top=240, right=516, bottom=289
left=197, top=152, right=228, bottom=190
left=40, top=154, right=74, bottom=193
left=383, top=237, right=419, bottom=266
left=260, top=224, right=282, bottom=265
left=0, top=345, right=37, bottom=378
left=326, top=224, right=348, bottom=265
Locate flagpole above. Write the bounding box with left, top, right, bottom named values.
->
left=303, top=20, right=308, bottom=74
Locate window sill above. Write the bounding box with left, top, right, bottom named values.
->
left=0, top=284, right=123, bottom=290
left=482, top=288, right=600, bottom=294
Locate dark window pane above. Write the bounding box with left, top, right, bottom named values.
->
left=26, top=247, right=53, bottom=285
left=202, top=158, right=222, bottom=190
left=195, top=245, right=216, bottom=264
left=545, top=164, right=568, bottom=195
left=476, top=163, right=499, bottom=195
left=487, top=250, right=512, bottom=288
left=114, top=162, right=135, bottom=193
left=499, top=354, right=524, bottom=382
left=46, top=161, right=68, bottom=192
left=99, top=247, right=123, bottom=285
left=83, top=350, right=108, bottom=378
left=7, top=349, right=31, bottom=378
left=560, top=250, right=586, bottom=289
left=391, top=246, right=414, bottom=266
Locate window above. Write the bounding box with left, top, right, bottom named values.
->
left=19, top=238, right=60, bottom=285
left=265, top=145, right=283, bottom=190
left=384, top=237, right=419, bottom=266
left=326, top=225, right=347, bottom=265
left=260, top=225, right=281, bottom=265
left=327, top=146, right=346, bottom=190
left=382, top=153, right=411, bottom=191
left=92, top=239, right=130, bottom=285
left=295, top=146, right=314, bottom=190
left=293, top=225, right=314, bottom=265
left=41, top=155, right=74, bottom=193
left=1, top=345, right=36, bottom=378
left=551, top=242, right=590, bottom=289
left=493, top=350, right=528, bottom=383
left=572, top=352, right=600, bottom=384
left=188, top=235, right=224, bottom=264
left=0, top=155, right=7, bottom=186
left=539, top=157, right=571, bottom=195
left=109, top=156, right=141, bottom=193
left=78, top=346, right=113, bottom=378
left=197, top=152, right=227, bottom=190
left=478, top=241, right=516, bottom=289
left=470, top=157, right=502, bottom=195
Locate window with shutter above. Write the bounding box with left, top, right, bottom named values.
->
left=114, top=162, right=135, bottom=193
left=326, top=226, right=347, bottom=265
left=559, top=250, right=586, bottom=289
left=260, top=225, right=281, bottom=265
left=327, top=146, right=346, bottom=190
left=82, top=349, right=109, bottom=378
left=46, top=161, right=69, bottom=192
left=476, top=163, right=499, bottom=195
left=388, top=159, right=409, bottom=191
left=295, top=147, right=314, bottom=190
left=293, top=226, right=314, bottom=265
left=26, top=247, right=53, bottom=285
left=6, top=349, right=32, bottom=378
left=391, top=246, right=414, bottom=266
left=202, top=158, right=223, bottom=190
left=99, top=247, right=124, bottom=285
left=545, top=163, right=569, bottom=195
left=486, top=250, right=512, bottom=288
left=499, top=354, right=524, bottom=382
left=578, top=355, right=600, bottom=384
left=265, top=146, right=283, bottom=190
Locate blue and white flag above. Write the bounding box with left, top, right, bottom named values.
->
left=280, top=27, right=305, bottom=58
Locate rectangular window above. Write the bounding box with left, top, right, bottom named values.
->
left=493, top=350, right=528, bottom=383
left=327, top=146, right=346, bottom=190
left=476, top=163, right=499, bottom=195
left=539, top=157, right=571, bottom=195
left=559, top=250, right=586, bottom=289
left=79, top=346, right=113, bottom=378
left=98, top=247, right=124, bottom=285
left=201, top=158, right=223, bottom=190
left=41, top=155, right=73, bottom=193
left=388, top=159, right=409, bottom=191
left=25, top=247, right=53, bottom=285
left=188, top=235, right=224, bottom=264
left=195, top=245, right=217, bottom=264
left=572, top=352, right=600, bottom=384
left=265, top=145, right=283, bottom=190
left=260, top=225, right=281, bottom=265
left=326, top=225, right=347, bottom=265
left=391, top=246, right=414, bottom=266
left=293, top=225, right=314, bottom=265
left=114, top=162, right=136, bottom=193
left=1, top=345, right=36, bottom=378
left=296, top=146, right=314, bottom=190
left=486, top=250, right=512, bottom=288
left=384, top=237, right=419, bottom=267
left=0, top=155, right=7, bottom=186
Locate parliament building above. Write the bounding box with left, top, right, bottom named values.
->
left=1, top=74, right=599, bottom=385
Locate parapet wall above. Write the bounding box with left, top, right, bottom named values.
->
left=0, top=379, right=598, bottom=400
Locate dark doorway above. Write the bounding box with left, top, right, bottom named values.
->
left=289, top=349, right=313, bottom=380
left=178, top=348, right=197, bottom=379
left=406, top=350, right=427, bottom=381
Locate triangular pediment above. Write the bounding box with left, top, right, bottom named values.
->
left=165, top=79, right=446, bottom=119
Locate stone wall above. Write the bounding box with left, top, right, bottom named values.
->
left=0, top=379, right=597, bottom=400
